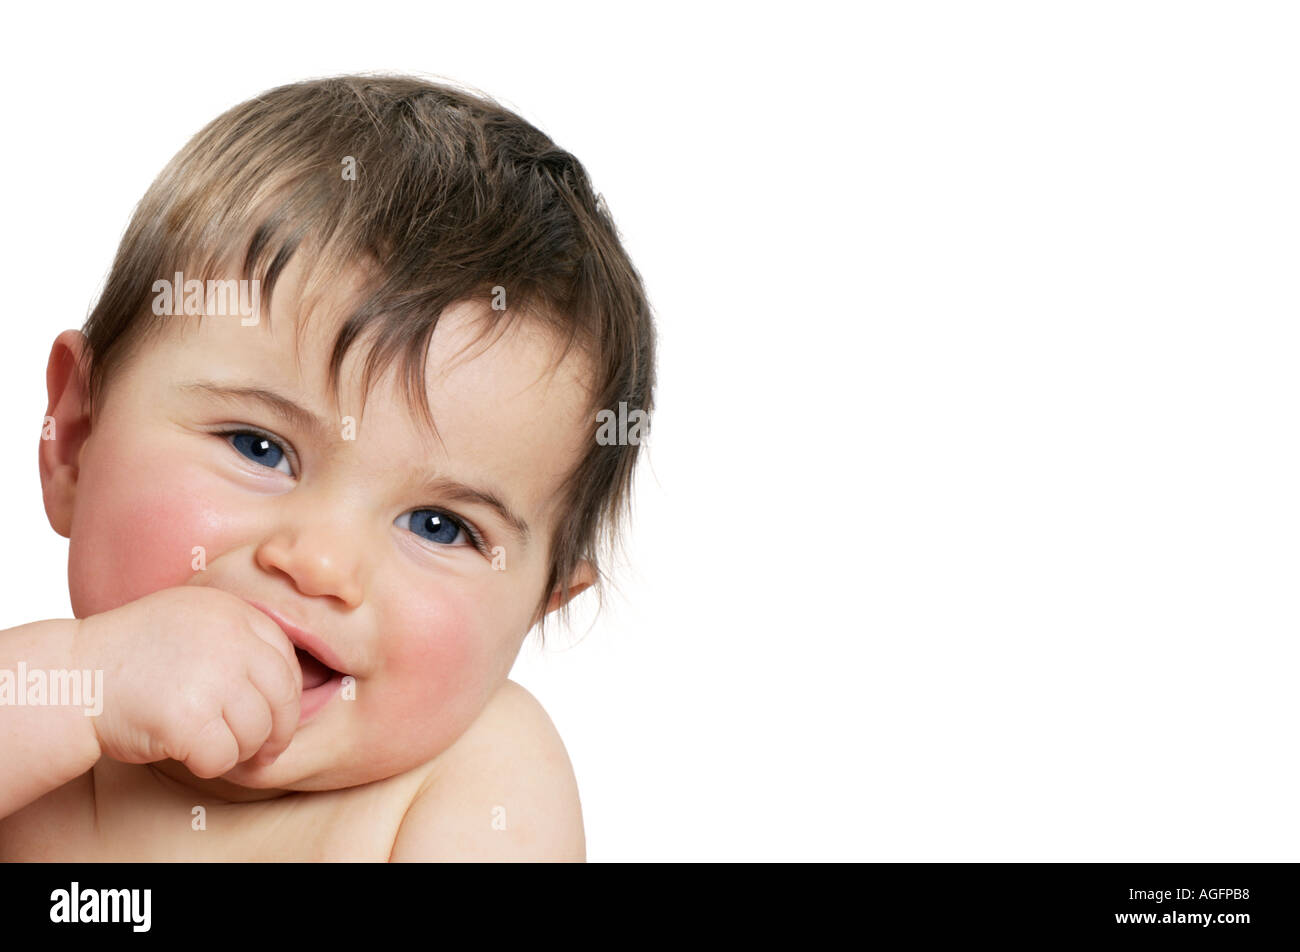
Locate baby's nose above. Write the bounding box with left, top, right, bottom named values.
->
left=254, top=524, right=365, bottom=608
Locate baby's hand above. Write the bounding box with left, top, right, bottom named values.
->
left=72, top=586, right=303, bottom=778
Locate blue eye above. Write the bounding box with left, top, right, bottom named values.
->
left=404, top=509, right=468, bottom=546
left=226, top=431, right=291, bottom=474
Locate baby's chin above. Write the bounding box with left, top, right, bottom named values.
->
left=216, top=755, right=366, bottom=793
left=215, top=743, right=431, bottom=794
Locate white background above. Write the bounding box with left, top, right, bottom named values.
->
left=1, top=2, right=1297, bottom=861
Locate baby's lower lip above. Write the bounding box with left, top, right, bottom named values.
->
left=300, top=671, right=344, bottom=724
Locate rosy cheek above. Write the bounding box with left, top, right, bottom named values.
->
left=378, top=596, right=488, bottom=728
left=68, top=454, right=234, bottom=617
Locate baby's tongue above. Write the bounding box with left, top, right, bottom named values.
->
left=295, top=647, right=334, bottom=690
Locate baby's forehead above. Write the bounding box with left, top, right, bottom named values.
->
left=163, top=250, right=590, bottom=411
left=299, top=294, right=594, bottom=431
left=144, top=261, right=596, bottom=499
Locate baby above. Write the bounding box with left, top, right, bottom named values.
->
left=0, top=74, right=654, bottom=861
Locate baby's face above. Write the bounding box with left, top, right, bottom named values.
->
left=57, top=257, right=593, bottom=792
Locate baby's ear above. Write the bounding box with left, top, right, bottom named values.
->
left=540, top=559, right=597, bottom=619
left=38, top=330, right=93, bottom=538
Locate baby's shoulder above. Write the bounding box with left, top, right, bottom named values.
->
left=390, top=678, right=585, bottom=861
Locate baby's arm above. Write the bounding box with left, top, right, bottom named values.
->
left=0, top=618, right=101, bottom=819
left=0, top=586, right=301, bottom=821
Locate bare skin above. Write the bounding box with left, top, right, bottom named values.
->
left=1, top=255, right=593, bottom=860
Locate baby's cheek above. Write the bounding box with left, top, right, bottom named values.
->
left=68, top=462, right=233, bottom=617
left=376, top=598, right=494, bottom=745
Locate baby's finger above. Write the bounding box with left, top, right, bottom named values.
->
left=220, top=682, right=275, bottom=765
left=179, top=716, right=241, bottom=779
left=242, top=608, right=301, bottom=686
left=246, top=646, right=302, bottom=764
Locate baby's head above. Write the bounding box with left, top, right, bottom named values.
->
left=37, top=75, right=654, bottom=790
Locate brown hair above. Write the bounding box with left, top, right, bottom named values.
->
left=78, top=73, right=656, bottom=640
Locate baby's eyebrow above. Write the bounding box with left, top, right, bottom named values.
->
left=178, top=381, right=332, bottom=443
left=418, top=477, right=532, bottom=546
left=177, top=379, right=532, bottom=546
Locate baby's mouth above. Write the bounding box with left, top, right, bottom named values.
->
left=295, top=645, right=342, bottom=691
left=242, top=598, right=348, bottom=724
